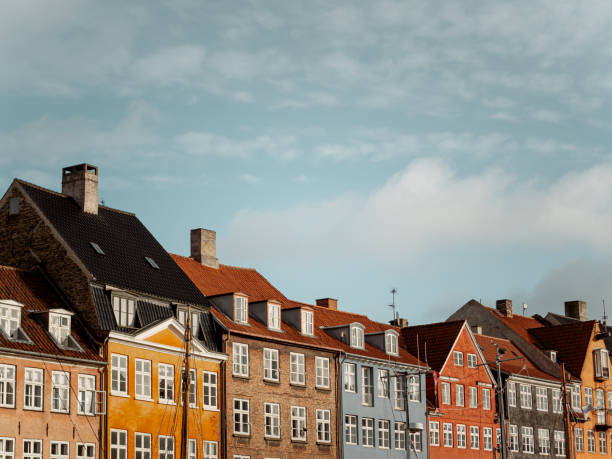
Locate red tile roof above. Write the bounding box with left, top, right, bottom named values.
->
left=0, top=266, right=103, bottom=362
left=400, top=320, right=465, bottom=372
left=484, top=306, right=545, bottom=345
left=475, top=334, right=559, bottom=382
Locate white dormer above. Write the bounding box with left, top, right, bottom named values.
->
left=301, top=308, right=314, bottom=335
left=350, top=323, right=365, bottom=349
left=177, top=307, right=199, bottom=332
left=234, top=295, right=248, bottom=324
left=0, top=299, right=24, bottom=339
left=268, top=302, right=281, bottom=330
left=49, top=309, right=73, bottom=346
left=385, top=330, right=399, bottom=356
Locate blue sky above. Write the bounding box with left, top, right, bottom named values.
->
left=3, top=1, right=612, bottom=324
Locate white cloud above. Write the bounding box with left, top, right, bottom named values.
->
left=531, top=109, right=563, bottom=123
left=489, top=112, right=517, bottom=122
left=240, top=173, right=260, bottom=184
left=525, top=138, right=577, bottom=155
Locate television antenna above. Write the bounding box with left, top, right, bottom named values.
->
left=388, top=288, right=397, bottom=322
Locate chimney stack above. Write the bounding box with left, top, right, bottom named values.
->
left=191, top=228, right=219, bottom=269
left=565, top=300, right=587, bottom=321
left=390, top=313, right=409, bottom=328
left=316, top=298, right=338, bottom=310
left=61, top=164, right=99, bottom=214
left=496, top=299, right=513, bottom=318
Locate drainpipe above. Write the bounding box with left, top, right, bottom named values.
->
left=337, top=351, right=346, bottom=459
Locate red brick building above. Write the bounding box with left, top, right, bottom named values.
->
left=402, top=320, right=498, bottom=459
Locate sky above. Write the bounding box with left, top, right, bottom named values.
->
left=3, top=1, right=612, bottom=325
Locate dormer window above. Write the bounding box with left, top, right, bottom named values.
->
left=350, top=324, right=365, bottom=349
left=49, top=312, right=71, bottom=346
left=177, top=308, right=199, bottom=332
left=547, top=350, right=557, bottom=362
left=385, top=331, right=399, bottom=356
left=594, top=348, right=610, bottom=380
left=301, top=310, right=314, bottom=335
left=268, top=303, right=281, bottom=330
left=112, top=295, right=136, bottom=328
left=0, top=300, right=22, bottom=339
left=234, top=296, right=248, bottom=324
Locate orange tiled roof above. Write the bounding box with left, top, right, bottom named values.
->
left=401, top=320, right=465, bottom=372
left=484, top=306, right=545, bottom=345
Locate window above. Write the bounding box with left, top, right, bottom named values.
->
left=395, top=422, right=407, bottom=450
left=49, top=313, right=71, bottom=346
left=482, top=388, right=491, bottom=410
left=453, top=351, right=464, bottom=366
left=520, top=384, right=532, bottom=409
left=180, top=369, right=196, bottom=408
left=443, top=423, right=453, bottom=447
left=554, top=431, right=565, bottom=457
left=467, top=353, right=477, bottom=368
left=23, top=440, right=42, bottom=459
left=594, top=348, right=610, bottom=379
left=587, top=430, right=595, bottom=453
left=76, top=443, right=95, bottom=459
left=233, top=399, right=249, bottom=435
left=441, top=382, right=451, bottom=404
left=135, top=433, right=151, bottom=459
left=78, top=374, right=95, bottom=415
left=0, top=438, right=14, bottom=459
left=362, top=367, right=373, bottom=406
left=378, top=369, right=389, bottom=398
left=301, top=310, right=313, bottom=335
left=457, top=424, right=466, bottom=448
left=0, top=302, right=21, bottom=338
left=572, top=385, right=581, bottom=410
left=290, top=353, right=305, bottom=385
left=552, top=389, right=562, bottom=413
left=232, top=343, right=249, bottom=377
left=575, top=428, right=584, bottom=452
left=291, top=406, right=306, bottom=441
left=110, top=430, right=127, bottom=459
left=24, top=368, right=43, bottom=410
left=470, top=426, right=479, bottom=449
left=456, top=384, right=465, bottom=407
left=158, top=364, right=174, bottom=403
left=344, top=363, right=356, bottom=392
left=507, top=381, right=516, bottom=407
left=394, top=375, right=406, bottom=410
left=264, top=403, right=280, bottom=438
left=316, top=409, right=331, bottom=443
left=385, top=332, right=398, bottom=355
left=483, top=427, right=493, bottom=451
left=110, top=354, right=127, bottom=395
left=112, top=296, right=135, bottom=327
left=203, top=372, right=217, bottom=410
left=9, top=197, right=20, bottom=215
left=408, top=375, right=420, bottom=402
left=538, top=429, right=550, bottom=455
left=345, top=415, right=357, bottom=445
left=234, top=296, right=248, bottom=324
left=522, top=426, right=534, bottom=454
left=263, top=349, right=279, bottom=382
left=548, top=350, right=557, bottom=362
left=350, top=325, right=364, bottom=349
left=144, top=256, right=159, bottom=269
left=409, top=432, right=422, bottom=452
left=187, top=440, right=196, bottom=459
left=596, top=389, right=605, bottom=409
left=536, top=387, right=548, bottom=412
left=509, top=425, right=519, bottom=452
left=362, top=418, right=374, bottom=447
left=203, top=442, right=217, bottom=459
left=52, top=371, right=69, bottom=413
left=469, top=386, right=477, bottom=408
left=268, top=303, right=280, bottom=330
left=50, top=442, right=69, bottom=459
left=316, top=357, right=330, bottom=388
left=600, top=431, right=607, bottom=454
left=608, top=391, right=612, bottom=411
left=378, top=420, right=390, bottom=449
left=0, top=364, right=15, bottom=407
left=135, top=359, right=151, bottom=400
left=429, top=421, right=440, bottom=446
left=584, top=387, right=593, bottom=407
left=158, top=436, right=174, bottom=459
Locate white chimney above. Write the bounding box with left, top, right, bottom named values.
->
left=61, top=164, right=99, bottom=215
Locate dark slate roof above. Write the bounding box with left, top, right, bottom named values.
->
left=401, top=320, right=465, bottom=372
left=17, top=180, right=209, bottom=306
left=137, top=300, right=173, bottom=327
left=199, top=311, right=224, bottom=353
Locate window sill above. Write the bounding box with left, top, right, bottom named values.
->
left=24, top=407, right=43, bottom=412
left=0, top=405, right=15, bottom=409
left=264, top=436, right=281, bottom=441
left=263, top=378, right=280, bottom=385
left=158, top=400, right=176, bottom=405
left=291, top=439, right=307, bottom=444
left=232, top=432, right=250, bottom=438
left=290, top=382, right=306, bottom=388
left=77, top=412, right=95, bottom=416
left=233, top=374, right=250, bottom=381
left=316, top=386, right=331, bottom=391
left=50, top=409, right=70, bottom=414
left=203, top=406, right=219, bottom=412
left=134, top=396, right=154, bottom=402
left=110, top=392, right=130, bottom=398
left=316, top=441, right=331, bottom=446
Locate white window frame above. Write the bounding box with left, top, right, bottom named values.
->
left=232, top=343, right=249, bottom=378
left=135, top=433, right=151, bottom=459
left=350, top=324, right=364, bottom=349
left=51, top=371, right=70, bottom=413
left=483, top=427, right=493, bottom=451
left=467, top=353, right=477, bottom=368
left=301, top=310, right=313, bottom=335
left=584, top=387, right=593, bottom=407
left=50, top=441, right=69, bottom=459
left=0, top=437, right=15, bottom=459
left=469, top=386, right=477, bottom=408
left=575, top=427, right=584, bottom=452
left=234, top=296, right=248, bottom=324
left=362, top=417, right=374, bottom=447
left=0, top=364, right=16, bottom=408
left=538, top=429, right=550, bottom=455
left=378, top=420, right=390, bottom=449
left=233, top=398, right=250, bottom=435
left=135, top=359, right=152, bottom=400
left=443, top=423, right=453, bottom=447
left=291, top=406, right=307, bottom=441
left=378, top=369, right=389, bottom=398
left=263, top=348, right=279, bottom=382
left=456, top=424, right=466, bottom=448
left=395, top=422, right=407, bottom=450
left=78, top=374, right=96, bottom=415
left=0, top=302, right=21, bottom=338
left=158, top=363, right=175, bottom=404
left=187, top=439, right=196, bottom=459
left=507, top=381, right=516, bottom=407
left=203, top=371, right=218, bottom=410
left=344, top=363, right=356, bottom=392
left=410, top=431, right=422, bottom=452
left=23, top=439, right=42, bottom=459
left=76, top=443, right=95, bottom=459
left=453, top=351, right=464, bottom=366
left=520, top=384, right=532, bottom=409
left=110, top=430, right=127, bottom=459
left=203, top=441, right=217, bottom=459
left=24, top=368, right=43, bottom=411
left=112, top=295, right=135, bottom=328
left=554, top=431, right=565, bottom=457
left=315, top=357, right=330, bottom=388
left=552, top=389, right=562, bottom=414
left=264, top=403, right=280, bottom=439
left=49, top=312, right=71, bottom=346
left=522, top=426, right=534, bottom=454
left=394, top=375, right=406, bottom=410
left=470, top=426, right=479, bottom=450
left=441, top=382, right=451, bottom=405
left=345, top=415, right=357, bottom=445
left=362, top=366, right=373, bottom=406
left=599, top=431, right=607, bottom=454
left=110, top=354, right=128, bottom=396
left=267, top=303, right=281, bottom=330
left=316, top=409, right=331, bottom=443
left=587, top=430, right=595, bottom=453
left=158, top=435, right=174, bottom=459
left=290, top=352, right=305, bottom=385
left=456, top=384, right=465, bottom=407
left=408, top=375, right=420, bottom=402
left=536, top=387, right=548, bottom=412
left=385, top=331, right=399, bottom=355
left=482, top=388, right=491, bottom=410
left=429, top=421, right=440, bottom=446
left=594, top=348, right=610, bottom=379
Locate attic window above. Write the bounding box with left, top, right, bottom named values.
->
left=594, top=348, right=610, bottom=380
left=49, top=312, right=71, bottom=346
left=9, top=198, right=20, bottom=216
left=547, top=350, right=557, bottom=362
left=113, top=295, right=136, bottom=328
left=0, top=300, right=22, bottom=339
left=301, top=309, right=314, bottom=335
left=89, top=242, right=105, bottom=255
left=385, top=331, right=399, bottom=356
left=268, top=303, right=281, bottom=330
left=234, top=296, right=248, bottom=324
left=350, top=324, right=365, bottom=349
left=145, top=257, right=159, bottom=269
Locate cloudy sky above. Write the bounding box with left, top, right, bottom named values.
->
left=3, top=0, right=612, bottom=324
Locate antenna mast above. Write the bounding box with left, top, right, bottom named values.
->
left=389, top=288, right=398, bottom=322
left=603, top=299, right=608, bottom=326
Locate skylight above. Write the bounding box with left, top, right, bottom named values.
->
left=89, top=242, right=105, bottom=255
left=145, top=256, right=160, bottom=269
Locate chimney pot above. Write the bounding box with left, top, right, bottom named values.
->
left=496, top=299, right=513, bottom=318
left=565, top=300, right=587, bottom=321
left=316, top=298, right=338, bottom=310
left=190, top=228, right=219, bottom=269
left=61, top=163, right=99, bottom=214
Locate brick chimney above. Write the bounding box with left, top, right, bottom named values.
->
left=191, top=228, right=219, bottom=269
left=389, top=312, right=409, bottom=328
left=496, top=299, right=513, bottom=318
left=61, top=164, right=99, bottom=214
left=316, top=298, right=338, bottom=310
left=565, top=300, right=587, bottom=321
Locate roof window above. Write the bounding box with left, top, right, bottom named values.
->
left=145, top=257, right=160, bottom=269
left=9, top=198, right=20, bottom=216
left=301, top=309, right=314, bottom=335
left=48, top=309, right=82, bottom=352
left=89, top=242, right=105, bottom=255
left=0, top=300, right=27, bottom=341
left=234, top=296, right=248, bottom=324
left=112, top=295, right=136, bottom=328
left=385, top=330, right=399, bottom=356
left=350, top=323, right=365, bottom=349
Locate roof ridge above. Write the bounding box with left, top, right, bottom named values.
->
left=0, top=264, right=28, bottom=273
left=403, top=319, right=465, bottom=330
left=170, top=253, right=259, bottom=272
